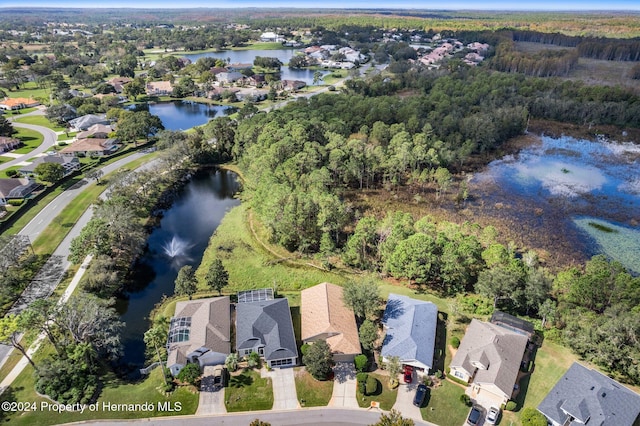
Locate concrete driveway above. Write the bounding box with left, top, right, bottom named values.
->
left=329, top=362, right=359, bottom=408
left=262, top=367, right=299, bottom=410
left=393, top=376, right=424, bottom=422
left=196, top=366, right=227, bottom=415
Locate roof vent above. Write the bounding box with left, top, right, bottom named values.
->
left=590, top=386, right=595, bottom=391
left=601, top=392, right=606, bottom=398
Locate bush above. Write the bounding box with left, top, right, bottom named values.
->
left=7, top=199, right=23, bottom=206
left=365, top=375, right=379, bottom=396
left=388, top=378, right=399, bottom=389
left=356, top=372, right=368, bottom=394
left=521, top=407, right=548, bottom=426
left=176, top=363, right=201, bottom=386
left=505, top=400, right=517, bottom=411
left=450, top=336, right=461, bottom=348
left=460, top=394, right=472, bottom=406
left=5, top=170, right=18, bottom=177
left=354, top=354, right=368, bottom=372
left=300, top=343, right=310, bottom=356
left=58, top=141, right=68, bottom=146
left=435, top=369, right=444, bottom=379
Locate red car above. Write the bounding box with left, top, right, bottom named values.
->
left=403, top=365, right=413, bottom=383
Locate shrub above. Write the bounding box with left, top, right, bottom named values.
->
left=7, top=199, right=24, bottom=206
left=435, top=370, right=444, bottom=379
left=300, top=343, right=310, bottom=356
left=354, top=354, right=368, bottom=372
left=460, top=394, right=472, bottom=406
left=388, top=377, right=399, bottom=389
left=5, top=170, right=18, bottom=177
left=365, top=375, right=379, bottom=396
left=247, top=351, right=261, bottom=369
left=176, top=363, right=201, bottom=386
left=450, top=336, right=461, bottom=348
left=505, top=400, right=517, bottom=411
left=356, top=372, right=368, bottom=394
left=521, top=407, right=548, bottom=426
left=58, top=141, right=68, bottom=146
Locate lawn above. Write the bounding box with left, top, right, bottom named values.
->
left=1, top=362, right=198, bottom=425
left=225, top=369, right=273, bottom=412
left=356, top=373, right=398, bottom=410
left=14, top=115, right=65, bottom=132
left=421, top=380, right=470, bottom=426
left=195, top=203, right=349, bottom=292
left=0, top=166, right=21, bottom=178
left=12, top=127, right=44, bottom=154
left=294, top=367, right=333, bottom=407
left=3, top=82, right=49, bottom=100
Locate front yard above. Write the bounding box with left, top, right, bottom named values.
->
left=356, top=373, right=398, bottom=410
left=294, top=367, right=333, bottom=407
left=225, top=369, right=274, bottom=412
left=420, top=380, right=470, bottom=426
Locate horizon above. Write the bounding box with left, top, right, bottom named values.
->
left=2, top=1, right=640, bottom=12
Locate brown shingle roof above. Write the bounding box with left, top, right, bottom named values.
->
left=301, top=282, right=361, bottom=356
left=59, top=138, right=116, bottom=154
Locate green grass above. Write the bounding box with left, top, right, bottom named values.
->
left=225, top=369, right=273, bottom=412
left=1, top=362, right=198, bottom=425
left=420, top=380, right=470, bottom=426
left=12, top=127, right=44, bottom=154
left=294, top=367, right=333, bottom=407
left=0, top=166, right=21, bottom=178
left=13, top=115, right=65, bottom=132
left=355, top=373, right=398, bottom=410
left=4, top=82, right=49, bottom=100
left=196, top=204, right=348, bottom=292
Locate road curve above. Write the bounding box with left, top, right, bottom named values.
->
left=1, top=113, right=58, bottom=171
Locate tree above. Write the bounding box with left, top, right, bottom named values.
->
left=302, top=340, right=334, bottom=380
left=342, top=280, right=381, bottom=322
left=225, top=352, right=238, bottom=372
left=0, top=116, right=16, bottom=137
left=370, top=409, right=415, bottom=426
left=354, top=354, right=368, bottom=372
left=174, top=265, right=197, bottom=299
left=0, top=314, right=35, bottom=368
left=176, top=362, right=201, bottom=385
left=205, top=258, right=228, bottom=295
left=359, top=319, right=378, bottom=351
left=386, top=355, right=402, bottom=385
left=123, top=77, right=145, bottom=101
left=475, top=264, right=525, bottom=308
left=144, top=317, right=169, bottom=384
left=387, top=233, right=439, bottom=284
left=313, top=71, right=323, bottom=85
left=86, top=168, right=104, bottom=184
left=538, top=299, right=557, bottom=329
left=82, top=255, right=120, bottom=296
left=116, top=110, right=164, bottom=144
left=34, top=162, right=64, bottom=183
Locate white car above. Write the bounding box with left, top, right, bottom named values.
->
left=486, top=406, right=500, bottom=425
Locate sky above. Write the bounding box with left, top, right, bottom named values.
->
left=3, top=0, right=640, bottom=11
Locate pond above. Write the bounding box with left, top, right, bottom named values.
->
left=471, top=135, right=640, bottom=273
left=141, top=101, right=232, bottom=131
left=115, top=169, right=240, bottom=372
left=182, top=48, right=330, bottom=85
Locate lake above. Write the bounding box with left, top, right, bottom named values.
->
left=182, top=48, right=330, bottom=84
left=144, top=101, right=232, bottom=131
left=471, top=135, right=640, bottom=273
left=116, top=169, right=240, bottom=371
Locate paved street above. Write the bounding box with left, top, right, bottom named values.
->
left=329, top=362, right=359, bottom=408
left=263, top=366, right=299, bottom=410
left=0, top=109, right=58, bottom=171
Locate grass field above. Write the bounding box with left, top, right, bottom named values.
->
left=12, top=127, right=44, bottom=154
left=355, top=373, right=398, bottom=410
left=14, top=115, right=65, bottom=132
left=421, top=380, right=470, bottom=426
left=195, top=204, right=349, bottom=292
left=225, top=369, right=273, bottom=412
left=3, top=82, right=49, bottom=100
left=0, top=361, right=198, bottom=425
left=294, top=367, right=333, bottom=407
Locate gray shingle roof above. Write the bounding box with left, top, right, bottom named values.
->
left=236, top=298, right=298, bottom=361
left=380, top=294, right=438, bottom=370
left=538, top=362, right=640, bottom=426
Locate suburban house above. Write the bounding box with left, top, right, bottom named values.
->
left=166, top=296, right=231, bottom=377
left=145, top=81, right=173, bottom=96
left=107, top=76, right=132, bottom=93
left=216, top=71, right=244, bottom=85
left=76, top=123, right=114, bottom=139
left=68, top=114, right=109, bottom=132
left=280, top=80, right=306, bottom=92
left=380, top=294, right=438, bottom=373
left=0, top=97, right=40, bottom=110
left=0, top=136, right=21, bottom=153
left=301, top=282, right=361, bottom=362
left=59, top=137, right=119, bottom=157
left=19, top=155, right=81, bottom=177
left=538, top=362, right=640, bottom=426
left=260, top=31, right=285, bottom=42
left=235, top=289, right=298, bottom=368
left=0, top=178, right=39, bottom=205
left=449, top=319, right=528, bottom=406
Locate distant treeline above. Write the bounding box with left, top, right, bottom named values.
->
left=491, top=40, right=580, bottom=77
left=511, top=30, right=640, bottom=61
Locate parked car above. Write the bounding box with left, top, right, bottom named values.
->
left=466, top=405, right=483, bottom=425
left=486, top=406, right=500, bottom=425
left=212, top=365, right=226, bottom=389
left=403, top=365, right=413, bottom=383
left=413, top=384, right=428, bottom=407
